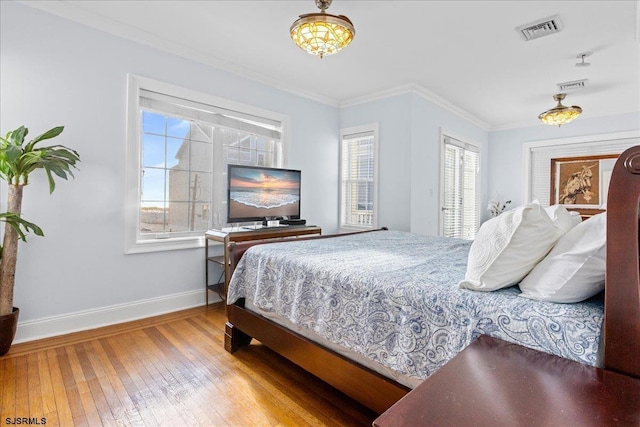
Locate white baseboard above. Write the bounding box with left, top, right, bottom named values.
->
left=13, top=290, right=223, bottom=343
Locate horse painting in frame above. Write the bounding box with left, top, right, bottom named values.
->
left=550, top=153, right=618, bottom=219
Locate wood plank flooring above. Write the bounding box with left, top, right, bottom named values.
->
left=0, top=304, right=377, bottom=426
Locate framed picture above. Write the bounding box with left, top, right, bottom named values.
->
left=550, top=154, right=619, bottom=217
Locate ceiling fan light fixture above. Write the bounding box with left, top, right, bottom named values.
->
left=538, top=93, right=583, bottom=127
left=290, top=0, right=355, bottom=58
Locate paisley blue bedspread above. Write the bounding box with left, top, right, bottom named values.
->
left=227, top=230, right=603, bottom=382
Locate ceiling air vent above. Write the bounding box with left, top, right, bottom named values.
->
left=557, top=79, right=589, bottom=91
left=516, top=15, right=563, bottom=41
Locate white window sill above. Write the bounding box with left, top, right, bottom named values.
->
left=125, top=236, right=206, bottom=254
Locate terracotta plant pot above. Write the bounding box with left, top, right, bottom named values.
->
left=0, top=307, right=19, bottom=356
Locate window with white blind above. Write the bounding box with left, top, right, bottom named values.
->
left=525, top=133, right=639, bottom=207
left=125, top=75, right=287, bottom=253
left=339, top=124, right=379, bottom=230
left=440, top=136, right=480, bottom=240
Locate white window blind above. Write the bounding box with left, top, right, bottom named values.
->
left=529, top=138, right=638, bottom=206
left=441, top=137, right=479, bottom=240
left=126, top=76, right=287, bottom=253
left=340, top=126, right=378, bottom=229
left=140, top=89, right=282, bottom=141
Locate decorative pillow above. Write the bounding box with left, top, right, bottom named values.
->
left=544, top=204, right=582, bottom=234
left=519, top=212, right=606, bottom=303
left=459, top=202, right=563, bottom=291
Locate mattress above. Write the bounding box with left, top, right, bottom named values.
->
left=227, top=230, right=604, bottom=387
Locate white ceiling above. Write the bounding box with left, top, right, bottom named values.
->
left=22, top=0, right=640, bottom=130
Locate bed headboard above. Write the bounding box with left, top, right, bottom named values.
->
left=603, top=145, right=640, bottom=379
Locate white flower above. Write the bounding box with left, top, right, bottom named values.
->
left=487, top=200, right=511, bottom=217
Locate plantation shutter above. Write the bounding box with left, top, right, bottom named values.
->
left=442, top=137, right=479, bottom=240
left=529, top=137, right=637, bottom=205
left=341, top=130, right=375, bottom=228
left=443, top=144, right=462, bottom=237
left=462, top=149, right=480, bottom=238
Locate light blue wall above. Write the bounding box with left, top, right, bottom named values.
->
left=3, top=0, right=638, bottom=333
left=488, top=112, right=640, bottom=210
left=409, top=94, right=488, bottom=235
left=0, top=1, right=339, bottom=323
left=340, top=93, right=488, bottom=235
left=340, top=94, right=413, bottom=231
left=343, top=95, right=638, bottom=234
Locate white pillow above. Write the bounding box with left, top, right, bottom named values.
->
left=544, top=205, right=582, bottom=234
left=519, top=212, right=606, bottom=303
left=459, top=202, right=563, bottom=292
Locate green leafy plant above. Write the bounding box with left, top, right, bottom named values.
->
left=0, top=126, right=80, bottom=316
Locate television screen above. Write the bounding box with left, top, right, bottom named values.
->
left=227, top=164, right=301, bottom=224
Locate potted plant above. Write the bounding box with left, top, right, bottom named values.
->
left=0, top=126, right=79, bottom=355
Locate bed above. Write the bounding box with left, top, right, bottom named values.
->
left=223, top=145, right=640, bottom=414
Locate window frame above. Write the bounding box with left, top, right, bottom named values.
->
left=125, top=74, right=289, bottom=253
left=439, top=132, right=480, bottom=240
left=522, top=130, right=640, bottom=206
left=338, top=123, right=379, bottom=232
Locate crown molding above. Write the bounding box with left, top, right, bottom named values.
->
left=26, top=1, right=633, bottom=132
left=341, top=83, right=491, bottom=131
left=13, top=1, right=509, bottom=131
left=411, top=84, right=491, bottom=131
left=490, top=109, right=640, bottom=132
left=20, top=0, right=494, bottom=125
left=17, top=0, right=341, bottom=108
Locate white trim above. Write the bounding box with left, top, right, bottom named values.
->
left=125, top=235, right=206, bottom=254
left=338, top=123, right=379, bottom=232
left=341, top=83, right=490, bottom=131
left=522, top=130, right=640, bottom=151
left=124, top=74, right=143, bottom=254
left=13, top=289, right=215, bottom=343
left=19, top=0, right=339, bottom=108
left=340, top=84, right=414, bottom=108
left=493, top=111, right=640, bottom=132
left=129, top=74, right=290, bottom=126
left=125, top=74, right=289, bottom=254
left=14, top=1, right=640, bottom=130
left=439, top=129, right=480, bottom=150
left=411, top=85, right=490, bottom=131
left=521, top=130, right=640, bottom=205
left=438, top=129, right=481, bottom=238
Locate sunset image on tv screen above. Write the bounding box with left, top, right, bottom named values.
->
left=228, top=167, right=300, bottom=219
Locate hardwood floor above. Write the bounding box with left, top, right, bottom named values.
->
left=0, top=304, right=377, bottom=426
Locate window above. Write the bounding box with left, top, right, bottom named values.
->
left=524, top=132, right=639, bottom=206
left=126, top=75, right=287, bottom=253
left=440, top=135, right=479, bottom=240
left=339, top=124, right=379, bottom=230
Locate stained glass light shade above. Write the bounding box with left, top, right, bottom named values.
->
left=290, top=13, right=355, bottom=58
left=538, top=93, right=583, bottom=127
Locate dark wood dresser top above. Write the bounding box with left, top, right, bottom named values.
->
left=373, top=335, right=640, bottom=427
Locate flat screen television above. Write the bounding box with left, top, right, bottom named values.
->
left=227, top=164, right=301, bottom=224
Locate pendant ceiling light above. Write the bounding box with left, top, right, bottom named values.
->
left=290, top=0, right=355, bottom=59
left=538, top=93, right=583, bottom=127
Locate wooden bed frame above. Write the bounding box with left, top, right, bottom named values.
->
left=224, top=145, right=640, bottom=414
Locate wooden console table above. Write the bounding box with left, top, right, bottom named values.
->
left=204, top=225, right=322, bottom=304
left=373, top=335, right=640, bottom=427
